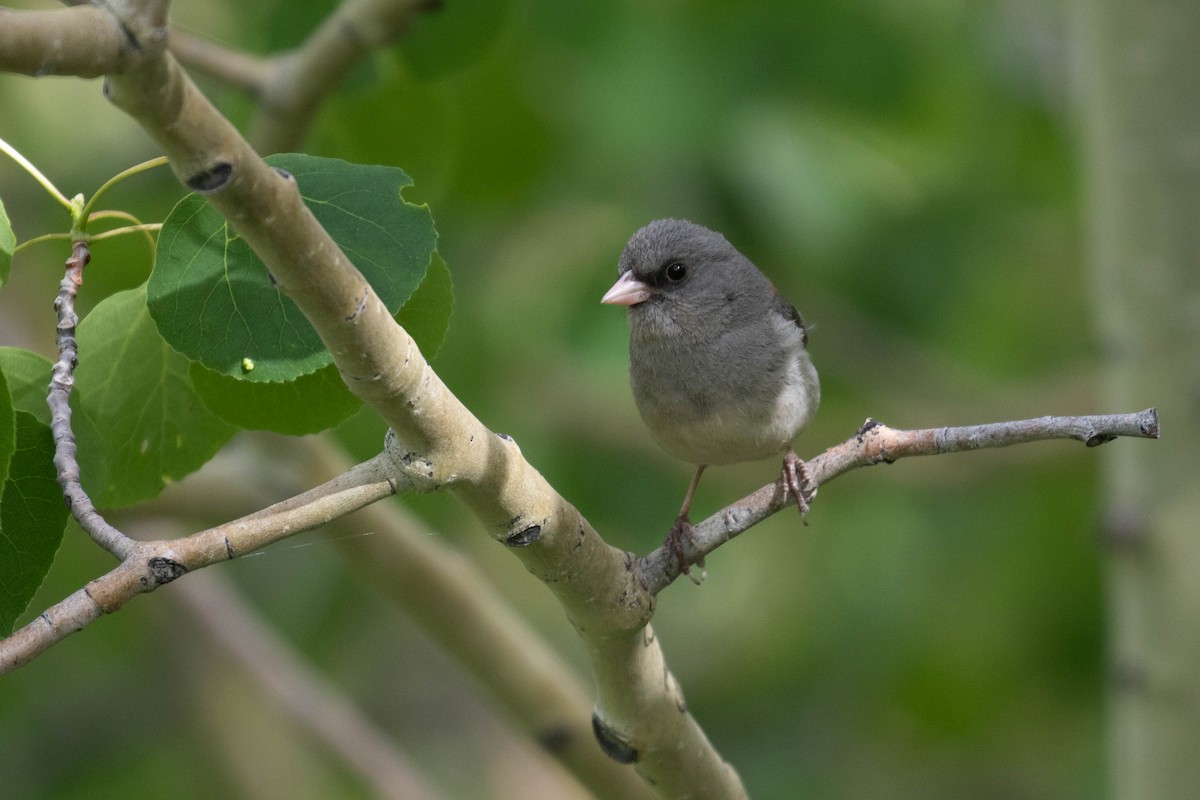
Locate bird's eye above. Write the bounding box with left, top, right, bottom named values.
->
left=665, top=262, right=688, bottom=282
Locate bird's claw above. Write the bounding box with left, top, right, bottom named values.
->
left=782, top=452, right=817, bottom=523
left=665, top=514, right=705, bottom=585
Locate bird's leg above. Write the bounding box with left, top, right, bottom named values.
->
left=781, top=450, right=816, bottom=523
left=665, top=465, right=707, bottom=585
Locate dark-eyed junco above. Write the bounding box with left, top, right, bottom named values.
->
left=602, top=218, right=820, bottom=579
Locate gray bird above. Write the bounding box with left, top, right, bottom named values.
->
left=601, top=218, right=820, bottom=579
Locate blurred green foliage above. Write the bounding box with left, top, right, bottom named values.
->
left=0, top=0, right=1105, bottom=797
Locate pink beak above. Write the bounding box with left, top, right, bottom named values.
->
left=601, top=271, right=654, bottom=306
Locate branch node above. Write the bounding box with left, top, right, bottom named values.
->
left=1140, top=407, right=1160, bottom=438
left=145, top=557, right=188, bottom=587
left=382, top=429, right=438, bottom=492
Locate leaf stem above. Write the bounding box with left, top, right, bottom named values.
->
left=0, top=135, right=74, bottom=210
left=13, top=232, right=72, bottom=254
left=88, top=223, right=162, bottom=249
left=80, top=155, right=169, bottom=220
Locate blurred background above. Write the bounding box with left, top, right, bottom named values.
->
left=0, top=0, right=1150, bottom=797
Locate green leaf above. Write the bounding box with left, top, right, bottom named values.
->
left=187, top=250, right=452, bottom=435
left=396, top=249, right=453, bottom=360
left=0, top=195, right=14, bottom=289
left=0, top=347, right=53, bottom=425
left=0, top=369, right=13, bottom=490
left=147, top=154, right=437, bottom=382
left=0, top=411, right=68, bottom=637
left=73, top=285, right=237, bottom=507
left=189, top=362, right=362, bottom=435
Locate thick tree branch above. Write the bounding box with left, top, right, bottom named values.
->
left=639, top=409, right=1162, bottom=594
left=301, top=440, right=658, bottom=800
left=90, top=9, right=739, bottom=793
left=0, top=5, right=126, bottom=77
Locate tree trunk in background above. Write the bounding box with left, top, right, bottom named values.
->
left=1072, top=1, right=1200, bottom=798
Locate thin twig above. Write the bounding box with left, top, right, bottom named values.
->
left=638, top=409, right=1162, bottom=594
left=48, top=240, right=136, bottom=560
left=0, top=453, right=398, bottom=674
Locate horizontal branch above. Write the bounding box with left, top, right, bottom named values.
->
left=0, top=5, right=127, bottom=77
left=638, top=408, right=1161, bottom=594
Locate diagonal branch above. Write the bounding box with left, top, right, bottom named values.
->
left=0, top=451, right=397, bottom=673
left=249, top=0, right=440, bottom=154
left=638, top=409, right=1162, bottom=594
left=90, top=7, right=739, bottom=794
left=167, top=0, right=439, bottom=154
left=167, top=29, right=273, bottom=94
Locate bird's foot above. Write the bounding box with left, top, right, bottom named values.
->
left=665, top=514, right=706, bottom=585
left=781, top=451, right=817, bottom=523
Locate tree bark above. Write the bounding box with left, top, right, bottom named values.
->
left=1072, top=2, right=1200, bottom=797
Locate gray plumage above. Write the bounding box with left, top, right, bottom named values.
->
left=607, top=219, right=820, bottom=467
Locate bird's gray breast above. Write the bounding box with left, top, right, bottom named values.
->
left=628, top=321, right=794, bottom=464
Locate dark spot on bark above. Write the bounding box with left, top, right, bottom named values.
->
left=185, top=162, right=233, bottom=193
left=1086, top=433, right=1117, bottom=447
left=496, top=432, right=513, bottom=441
left=506, top=525, right=542, bottom=547
left=592, top=714, right=638, bottom=764
left=346, top=291, right=367, bottom=321
left=224, top=537, right=235, bottom=560
left=857, top=418, right=882, bottom=438
left=147, top=557, right=187, bottom=586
